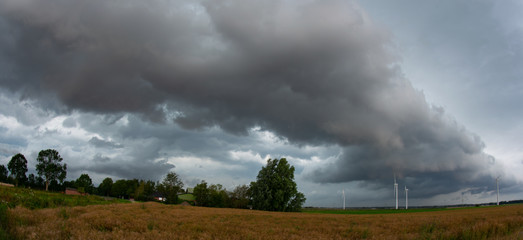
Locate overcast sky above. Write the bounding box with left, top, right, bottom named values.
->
left=0, top=0, right=522, bottom=207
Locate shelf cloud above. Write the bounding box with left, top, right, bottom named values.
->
left=0, top=0, right=519, bottom=204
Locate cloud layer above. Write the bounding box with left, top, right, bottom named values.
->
left=0, top=0, right=519, bottom=204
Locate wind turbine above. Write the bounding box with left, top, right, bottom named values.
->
left=342, top=190, right=346, bottom=210
left=496, top=177, right=500, bottom=205
left=394, top=175, right=398, bottom=210
left=405, top=186, right=408, bottom=210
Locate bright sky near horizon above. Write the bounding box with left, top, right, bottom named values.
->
left=0, top=0, right=522, bottom=207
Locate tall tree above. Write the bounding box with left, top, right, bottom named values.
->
left=27, top=173, right=44, bottom=189
left=36, top=149, right=67, bottom=191
left=250, top=158, right=306, bottom=212
left=98, top=177, right=113, bottom=196
left=126, top=179, right=139, bottom=199
left=143, top=180, right=156, bottom=198
left=8, top=153, right=28, bottom=187
left=157, top=171, right=184, bottom=204
left=111, top=179, right=128, bottom=198
left=75, top=174, right=94, bottom=194
left=230, top=184, right=250, bottom=209
left=0, top=165, right=8, bottom=183
left=209, top=184, right=229, bottom=208
left=193, top=180, right=210, bottom=206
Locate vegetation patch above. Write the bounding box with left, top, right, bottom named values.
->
left=0, top=185, right=128, bottom=210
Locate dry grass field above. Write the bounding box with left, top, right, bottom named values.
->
left=3, top=202, right=523, bottom=239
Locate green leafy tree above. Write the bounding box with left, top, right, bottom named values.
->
left=193, top=181, right=230, bottom=208
left=0, top=165, right=8, bottom=183
left=75, top=174, right=94, bottom=194
left=193, top=180, right=210, bottom=206
left=134, top=181, right=146, bottom=200
left=209, top=184, right=229, bottom=208
left=8, top=153, right=28, bottom=186
left=98, top=177, right=113, bottom=196
left=48, top=179, right=63, bottom=192
left=230, top=184, right=250, bottom=209
left=134, top=180, right=156, bottom=201
left=27, top=173, right=44, bottom=189
left=126, top=179, right=139, bottom=199
left=157, top=172, right=184, bottom=204
left=143, top=180, right=156, bottom=198
left=36, top=149, right=67, bottom=191
left=250, top=158, right=306, bottom=212
left=63, top=180, right=76, bottom=189
left=111, top=179, right=128, bottom=198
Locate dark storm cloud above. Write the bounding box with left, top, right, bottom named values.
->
left=0, top=0, right=511, bottom=197
left=78, top=154, right=174, bottom=181
left=68, top=135, right=175, bottom=181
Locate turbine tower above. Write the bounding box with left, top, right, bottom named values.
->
left=405, top=186, right=408, bottom=210
left=342, top=190, right=346, bottom=210
left=394, top=175, right=398, bottom=210
left=496, top=177, right=500, bottom=206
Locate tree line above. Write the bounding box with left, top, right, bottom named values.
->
left=1, top=149, right=306, bottom=212
left=1, top=150, right=66, bottom=191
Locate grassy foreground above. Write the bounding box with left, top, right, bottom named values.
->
left=0, top=185, right=128, bottom=210
left=2, top=201, right=522, bottom=239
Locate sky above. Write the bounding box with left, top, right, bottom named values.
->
left=0, top=0, right=522, bottom=207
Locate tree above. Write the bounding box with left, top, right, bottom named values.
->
left=0, top=165, right=8, bottom=183
left=193, top=180, right=210, bottom=206
left=111, top=179, right=129, bottom=198
left=8, top=153, right=28, bottom=187
left=36, top=149, right=67, bottom=191
left=75, top=174, right=94, bottom=194
left=157, top=171, right=184, bottom=204
left=63, top=180, right=76, bottom=189
left=143, top=180, right=156, bottom=198
left=134, top=180, right=156, bottom=201
left=250, top=158, right=306, bottom=212
left=98, top=177, right=113, bottom=196
left=209, top=184, right=229, bottom=208
left=126, top=179, right=139, bottom=199
left=230, top=184, right=250, bottom=209
left=27, top=173, right=44, bottom=189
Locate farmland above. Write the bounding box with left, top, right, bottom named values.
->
left=2, top=191, right=522, bottom=240
left=0, top=185, right=128, bottom=210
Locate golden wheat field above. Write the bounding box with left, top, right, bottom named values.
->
left=4, top=202, right=523, bottom=239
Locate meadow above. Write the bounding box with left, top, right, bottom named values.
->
left=0, top=185, right=128, bottom=210
left=1, top=186, right=522, bottom=239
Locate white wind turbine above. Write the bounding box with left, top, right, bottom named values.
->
left=394, top=175, right=398, bottom=210
left=342, top=189, right=346, bottom=210
left=405, top=185, right=408, bottom=210
left=496, top=177, right=500, bottom=205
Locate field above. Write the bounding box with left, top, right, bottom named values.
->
left=0, top=185, right=128, bottom=210
left=1, top=186, right=523, bottom=239
left=2, top=203, right=523, bottom=239
left=304, top=208, right=454, bottom=215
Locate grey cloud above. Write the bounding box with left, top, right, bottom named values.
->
left=0, top=0, right=513, bottom=199
left=69, top=140, right=175, bottom=181
left=88, top=136, right=123, bottom=149
left=92, top=153, right=110, bottom=163
left=62, top=117, right=77, bottom=128
left=0, top=126, right=27, bottom=148
left=0, top=144, right=20, bottom=159
left=82, top=158, right=173, bottom=182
